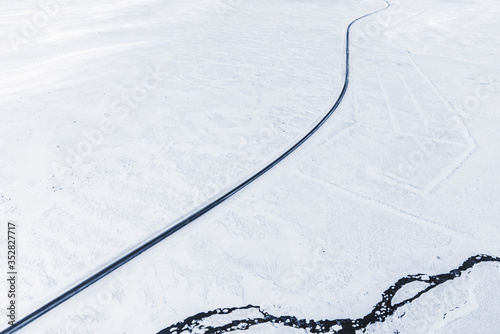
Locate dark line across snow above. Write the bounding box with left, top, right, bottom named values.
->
left=1, top=1, right=391, bottom=333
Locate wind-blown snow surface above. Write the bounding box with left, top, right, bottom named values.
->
left=1, top=0, right=378, bottom=321
left=1, top=0, right=500, bottom=333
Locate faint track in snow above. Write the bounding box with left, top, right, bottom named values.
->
left=0, top=1, right=391, bottom=333
left=405, top=51, right=478, bottom=193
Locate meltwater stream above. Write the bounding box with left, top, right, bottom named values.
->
left=158, top=254, right=500, bottom=334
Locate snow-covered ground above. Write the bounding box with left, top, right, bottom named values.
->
left=1, top=0, right=374, bottom=317
left=1, top=0, right=500, bottom=333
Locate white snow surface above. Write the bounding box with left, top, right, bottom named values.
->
left=1, top=0, right=499, bottom=333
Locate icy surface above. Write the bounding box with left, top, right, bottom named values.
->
left=1, top=0, right=499, bottom=333
left=1, top=0, right=368, bottom=316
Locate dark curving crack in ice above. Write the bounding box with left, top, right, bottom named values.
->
left=158, top=254, right=500, bottom=334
